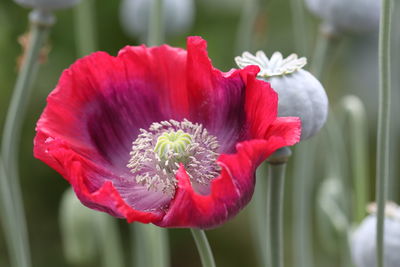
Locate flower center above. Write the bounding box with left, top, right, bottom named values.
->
left=127, top=119, right=220, bottom=195
left=154, top=130, right=192, bottom=163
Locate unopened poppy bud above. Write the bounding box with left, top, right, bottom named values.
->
left=119, top=0, right=195, bottom=40
left=235, top=51, right=328, bottom=140
left=304, top=0, right=381, bottom=34
left=351, top=203, right=400, bottom=267
left=14, top=0, right=81, bottom=11
left=59, top=188, right=98, bottom=266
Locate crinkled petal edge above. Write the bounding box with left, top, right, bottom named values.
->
left=155, top=116, right=300, bottom=229
left=34, top=131, right=163, bottom=224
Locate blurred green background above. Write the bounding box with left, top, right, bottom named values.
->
left=0, top=0, right=399, bottom=266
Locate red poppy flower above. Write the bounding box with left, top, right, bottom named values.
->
left=34, top=36, right=301, bottom=229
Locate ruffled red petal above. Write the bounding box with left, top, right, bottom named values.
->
left=243, top=73, right=279, bottom=139
left=156, top=135, right=295, bottom=229
left=117, top=44, right=189, bottom=119
left=34, top=131, right=163, bottom=223
left=265, top=117, right=302, bottom=145
left=69, top=162, right=163, bottom=223
left=154, top=67, right=301, bottom=227
left=39, top=44, right=190, bottom=167
left=185, top=37, right=261, bottom=152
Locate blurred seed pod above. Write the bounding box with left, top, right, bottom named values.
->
left=14, top=0, right=81, bottom=10
left=304, top=0, right=380, bottom=34
left=119, top=0, right=195, bottom=41
left=59, top=188, right=98, bottom=266
left=350, top=203, right=400, bottom=267
left=235, top=51, right=328, bottom=140
left=316, top=177, right=350, bottom=255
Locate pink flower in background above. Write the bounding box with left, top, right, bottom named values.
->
left=34, top=36, right=301, bottom=229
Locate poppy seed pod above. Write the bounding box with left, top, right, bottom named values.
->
left=304, top=0, right=381, bottom=34
left=14, top=0, right=81, bottom=10
left=120, top=0, right=195, bottom=40
left=235, top=51, right=328, bottom=140
left=351, top=203, right=400, bottom=267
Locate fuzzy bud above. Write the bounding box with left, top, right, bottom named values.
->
left=235, top=51, right=328, bottom=140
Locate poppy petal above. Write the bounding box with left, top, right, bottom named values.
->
left=156, top=136, right=292, bottom=229
left=185, top=36, right=261, bottom=153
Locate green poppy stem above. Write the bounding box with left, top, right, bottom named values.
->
left=131, top=223, right=170, bottom=267
left=322, top=114, right=352, bottom=267
left=310, top=26, right=340, bottom=79
left=235, top=0, right=260, bottom=53
left=291, top=140, right=316, bottom=267
left=94, top=214, right=124, bottom=267
left=74, top=0, right=98, bottom=56
left=376, top=0, right=393, bottom=266
left=266, top=147, right=292, bottom=267
left=290, top=0, right=309, bottom=57
left=0, top=9, right=54, bottom=267
left=251, top=163, right=268, bottom=266
left=190, top=229, right=216, bottom=267
left=340, top=96, right=369, bottom=224
left=310, top=33, right=329, bottom=77
left=0, top=157, right=29, bottom=267
left=148, top=0, right=164, bottom=46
